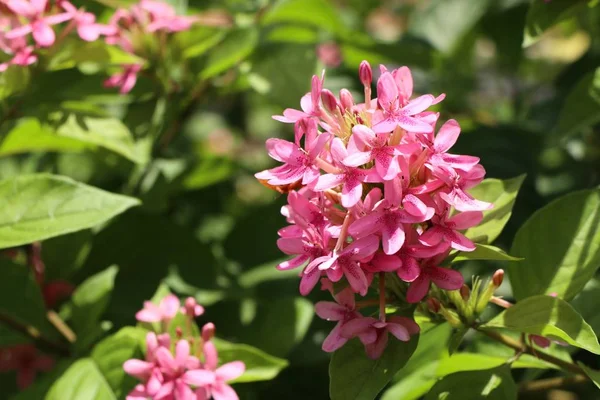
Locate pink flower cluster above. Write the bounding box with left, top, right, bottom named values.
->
left=256, top=61, right=492, bottom=358
left=0, top=344, right=54, bottom=389
left=0, top=0, right=198, bottom=93
left=124, top=295, right=245, bottom=400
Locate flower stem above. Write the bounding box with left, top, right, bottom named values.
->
left=476, top=328, right=586, bottom=375
left=47, top=311, right=77, bottom=343
left=333, top=211, right=352, bottom=253
left=0, top=312, right=70, bottom=356
left=489, top=296, right=513, bottom=309
left=379, top=272, right=386, bottom=322
left=519, top=374, right=588, bottom=393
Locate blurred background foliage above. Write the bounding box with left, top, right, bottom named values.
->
left=1, top=0, right=600, bottom=398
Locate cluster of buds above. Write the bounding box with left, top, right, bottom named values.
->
left=124, top=295, right=245, bottom=400
left=255, top=61, right=493, bottom=358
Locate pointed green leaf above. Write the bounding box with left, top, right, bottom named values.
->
left=452, top=244, right=522, bottom=263
left=424, top=365, right=517, bottom=400
left=57, top=115, right=146, bottom=164
left=508, top=189, right=600, bottom=300
left=555, top=69, right=600, bottom=138
left=0, top=119, right=86, bottom=156
left=261, top=0, right=347, bottom=35
left=212, top=338, right=288, bottom=383
left=329, top=335, right=420, bottom=400
left=464, top=175, right=525, bottom=244
left=482, top=295, right=600, bottom=354
left=523, top=0, right=589, bottom=47
left=579, top=363, right=600, bottom=390
left=199, top=27, right=258, bottom=80
left=0, top=174, right=140, bottom=249
left=70, top=266, right=119, bottom=350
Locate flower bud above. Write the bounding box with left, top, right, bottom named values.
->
left=460, top=285, right=470, bottom=300
left=175, top=327, right=183, bottom=339
left=157, top=333, right=171, bottom=348
left=492, top=269, right=504, bottom=288
left=202, top=322, right=215, bottom=342
left=184, top=297, right=204, bottom=318
left=320, top=89, right=339, bottom=114
left=339, top=89, right=354, bottom=111
left=359, top=60, right=372, bottom=87
left=427, top=297, right=440, bottom=313
left=439, top=305, right=463, bottom=328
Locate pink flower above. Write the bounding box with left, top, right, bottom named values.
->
left=104, top=64, right=142, bottom=94
left=315, top=288, right=362, bottom=352
left=420, top=119, right=480, bottom=171
left=255, top=120, right=331, bottom=186
left=5, top=0, right=71, bottom=47
left=185, top=361, right=246, bottom=400
left=372, top=70, right=444, bottom=134
left=418, top=205, right=482, bottom=252
left=316, top=41, right=342, bottom=68
left=311, top=235, right=379, bottom=296
left=314, top=137, right=379, bottom=208
left=433, top=165, right=493, bottom=212
left=135, top=294, right=180, bottom=323
left=343, top=124, right=420, bottom=181
left=341, top=315, right=420, bottom=359
left=60, top=1, right=117, bottom=41
left=138, top=0, right=198, bottom=32
left=0, top=344, right=54, bottom=389
left=406, top=253, right=464, bottom=303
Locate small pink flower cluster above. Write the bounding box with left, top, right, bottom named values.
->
left=256, top=61, right=492, bottom=358
left=0, top=0, right=115, bottom=71
left=0, top=0, right=197, bottom=93
left=0, top=344, right=54, bottom=389
left=124, top=295, right=245, bottom=400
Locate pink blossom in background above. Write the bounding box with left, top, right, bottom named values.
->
left=135, top=294, right=180, bottom=323
left=0, top=344, right=54, bottom=389
left=4, top=0, right=72, bottom=47
left=124, top=296, right=245, bottom=400
left=60, top=1, right=117, bottom=41
left=316, top=41, right=342, bottom=68
left=104, top=64, right=142, bottom=94
left=255, top=60, right=491, bottom=358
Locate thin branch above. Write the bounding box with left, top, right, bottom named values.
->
left=519, top=374, right=589, bottom=393
left=0, top=312, right=69, bottom=356
left=476, top=328, right=586, bottom=375
left=47, top=311, right=77, bottom=343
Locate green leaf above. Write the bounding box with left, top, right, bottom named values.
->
left=261, top=0, right=347, bottom=35
left=464, top=175, right=525, bottom=244
left=452, top=244, right=523, bottom=263
left=265, top=25, right=319, bottom=44
left=508, top=189, right=600, bottom=300
left=182, top=28, right=227, bottom=59
left=70, top=266, right=119, bottom=350
left=46, top=327, right=145, bottom=399
left=482, top=295, right=600, bottom=354
left=242, top=297, right=313, bottom=357
left=329, top=335, right=420, bottom=400
left=57, top=115, right=146, bottom=164
left=212, top=338, right=289, bottom=383
left=579, top=363, right=600, bottom=389
left=571, top=278, right=600, bottom=335
left=199, top=27, right=258, bottom=79
left=0, top=258, right=54, bottom=337
left=0, top=174, right=140, bottom=249
left=424, top=365, right=517, bottom=400
left=408, top=0, right=493, bottom=53
left=448, top=326, right=469, bottom=354
left=523, top=0, right=589, bottom=47
left=0, top=66, right=29, bottom=100
left=382, top=362, right=439, bottom=400
left=555, top=69, right=600, bottom=138
left=0, top=119, right=87, bottom=156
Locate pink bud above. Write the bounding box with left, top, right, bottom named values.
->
left=157, top=333, right=171, bottom=349
left=183, top=297, right=204, bottom=317
left=427, top=297, right=440, bottom=313
left=339, top=89, right=354, bottom=111
left=202, top=322, right=215, bottom=342
left=359, top=60, right=372, bottom=86
left=175, top=327, right=183, bottom=339
left=460, top=285, right=470, bottom=300
left=492, top=269, right=504, bottom=288
left=320, top=89, right=339, bottom=114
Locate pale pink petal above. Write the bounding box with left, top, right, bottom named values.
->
left=382, top=223, right=405, bottom=255
left=216, top=361, right=245, bottom=382
left=4, top=25, right=33, bottom=39
left=398, top=115, right=434, bottom=133
left=6, top=0, right=35, bottom=16
left=155, top=347, right=178, bottom=375
left=160, top=295, right=180, bottom=320
left=203, top=341, right=218, bottom=371
left=212, top=382, right=239, bottom=400
left=183, top=369, right=216, bottom=387
left=78, top=25, right=100, bottom=41
left=341, top=177, right=363, bottom=208
left=433, top=119, right=460, bottom=153
left=447, top=211, right=483, bottom=230
left=447, top=230, right=476, bottom=252
left=136, top=302, right=162, bottom=322
left=44, top=12, right=73, bottom=25
left=377, top=72, right=399, bottom=112
left=175, top=340, right=190, bottom=367
left=123, top=359, right=153, bottom=380
left=315, top=301, right=347, bottom=321
left=402, top=95, right=434, bottom=115
left=343, top=151, right=372, bottom=167
left=277, top=254, right=309, bottom=270
left=175, top=380, right=195, bottom=400
left=343, top=262, right=368, bottom=296
left=349, top=211, right=383, bottom=239
left=314, top=173, right=344, bottom=191
left=386, top=322, right=409, bottom=341
left=32, top=21, right=55, bottom=47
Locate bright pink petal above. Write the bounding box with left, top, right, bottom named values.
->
left=433, top=119, right=460, bottom=153
left=397, top=256, right=420, bottom=282
left=299, top=266, right=321, bottom=295
left=322, top=322, right=349, bottom=352
left=402, top=95, right=434, bottom=115
left=183, top=369, right=216, bottom=387
left=123, top=359, right=153, bottom=380
left=447, top=211, right=483, bottom=230
left=136, top=302, right=162, bottom=322
left=370, top=253, right=401, bottom=272
left=343, top=151, right=372, bottom=167
left=343, top=262, right=368, bottom=296
left=382, top=223, right=405, bottom=255
left=212, top=382, right=239, bottom=400
left=386, top=322, right=410, bottom=341
left=315, top=301, right=347, bottom=321
left=160, top=294, right=180, bottom=320
left=314, top=173, right=344, bottom=191
left=32, top=21, right=55, bottom=47
left=203, top=341, right=218, bottom=371
left=406, top=275, right=430, bottom=303
left=427, top=266, right=463, bottom=290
